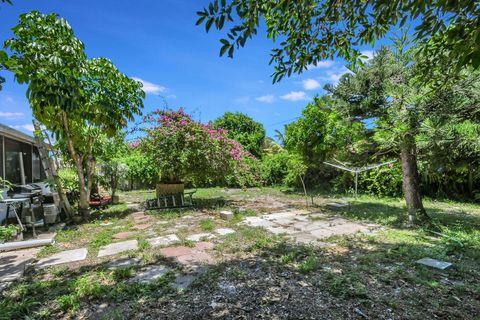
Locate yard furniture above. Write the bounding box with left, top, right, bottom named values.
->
left=145, top=190, right=196, bottom=210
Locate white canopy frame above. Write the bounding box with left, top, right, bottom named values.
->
left=323, top=159, right=396, bottom=197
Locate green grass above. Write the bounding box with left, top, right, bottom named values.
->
left=37, top=244, right=61, bottom=258
left=199, top=218, right=215, bottom=231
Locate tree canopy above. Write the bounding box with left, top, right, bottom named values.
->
left=213, top=112, right=266, bottom=157
left=4, top=11, right=144, bottom=215
left=197, top=0, right=480, bottom=82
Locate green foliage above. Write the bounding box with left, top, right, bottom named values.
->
left=121, top=147, right=158, bottom=187
left=0, top=225, right=20, bottom=242
left=213, top=112, right=266, bottom=157
left=5, top=11, right=144, bottom=212
left=58, top=168, right=79, bottom=194
left=260, top=152, right=291, bottom=186
left=360, top=163, right=403, bottom=197
left=199, top=218, right=215, bottom=232
left=197, top=0, right=480, bottom=83
left=224, top=156, right=262, bottom=188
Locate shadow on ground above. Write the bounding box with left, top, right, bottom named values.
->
left=2, top=227, right=479, bottom=320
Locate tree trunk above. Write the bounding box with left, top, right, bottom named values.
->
left=61, top=112, right=89, bottom=218
left=468, top=166, right=473, bottom=197
left=400, top=137, right=428, bottom=225
left=75, top=158, right=90, bottom=217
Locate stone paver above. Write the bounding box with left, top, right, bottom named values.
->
left=195, top=241, right=215, bottom=250
left=147, top=234, right=180, bottom=247
left=172, top=274, right=195, bottom=291
left=128, top=265, right=170, bottom=283
left=106, top=257, right=141, bottom=270
left=131, top=211, right=145, bottom=218
left=177, top=251, right=215, bottom=265
left=98, top=240, right=138, bottom=257
left=265, top=225, right=298, bottom=235
left=160, top=246, right=193, bottom=258
left=134, top=223, right=152, bottom=231
left=220, top=210, right=234, bottom=220
left=112, top=231, right=135, bottom=240
left=215, top=228, right=235, bottom=236
left=186, top=233, right=216, bottom=242
left=160, top=243, right=216, bottom=266
left=242, top=210, right=377, bottom=244
left=37, top=248, right=88, bottom=268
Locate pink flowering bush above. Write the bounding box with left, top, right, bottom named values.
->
left=140, top=108, right=254, bottom=184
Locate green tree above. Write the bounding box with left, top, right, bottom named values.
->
left=284, top=96, right=360, bottom=165
left=327, top=43, right=432, bottom=223
left=213, top=112, right=266, bottom=157
left=197, top=0, right=480, bottom=82
left=5, top=12, right=144, bottom=216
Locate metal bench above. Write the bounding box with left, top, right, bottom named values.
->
left=145, top=191, right=196, bottom=210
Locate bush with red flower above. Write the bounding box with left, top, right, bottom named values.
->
left=140, top=108, right=255, bottom=185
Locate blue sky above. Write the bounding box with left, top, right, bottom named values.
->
left=0, top=0, right=376, bottom=138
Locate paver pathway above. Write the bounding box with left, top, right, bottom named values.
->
left=98, top=240, right=138, bottom=257
left=37, top=248, right=88, bottom=268
left=186, top=233, right=216, bottom=242
left=128, top=265, right=170, bottom=283
left=160, top=241, right=215, bottom=266
left=147, top=234, right=179, bottom=247
left=243, top=210, right=377, bottom=244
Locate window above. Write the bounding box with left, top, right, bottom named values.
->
left=4, top=137, right=32, bottom=185
left=32, top=147, right=46, bottom=182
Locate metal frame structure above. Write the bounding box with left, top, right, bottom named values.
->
left=324, top=159, right=396, bottom=197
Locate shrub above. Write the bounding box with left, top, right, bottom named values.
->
left=260, top=151, right=307, bottom=187
left=261, top=152, right=291, bottom=185
left=140, top=108, right=253, bottom=185
left=0, top=225, right=20, bottom=242
left=360, top=162, right=403, bottom=197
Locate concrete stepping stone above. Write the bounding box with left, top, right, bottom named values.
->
left=131, top=211, right=146, bottom=218
left=242, top=217, right=276, bottom=228
left=106, top=257, right=141, bottom=270
left=37, top=248, right=87, bottom=268
left=98, top=240, right=138, bottom=257
left=176, top=251, right=215, bottom=265
left=195, top=241, right=215, bottom=250
left=134, top=223, right=152, bottom=231
left=128, top=265, right=170, bottom=283
left=416, top=258, right=452, bottom=270
left=215, top=228, right=235, bottom=236
left=172, top=274, right=195, bottom=291
left=186, top=233, right=216, bottom=242
left=147, top=234, right=179, bottom=247
left=265, top=225, right=298, bottom=235
left=112, top=231, right=135, bottom=240
left=160, top=245, right=215, bottom=266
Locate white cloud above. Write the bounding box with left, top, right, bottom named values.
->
left=307, top=60, right=334, bottom=70
left=12, top=124, right=34, bottom=132
left=132, top=77, right=166, bottom=95
left=320, top=66, right=353, bottom=84
left=302, top=79, right=321, bottom=90
left=255, top=94, right=274, bottom=103
left=280, top=91, right=309, bottom=102
left=360, top=50, right=375, bottom=60
left=0, top=111, right=24, bottom=119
